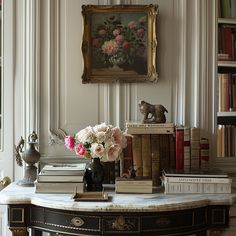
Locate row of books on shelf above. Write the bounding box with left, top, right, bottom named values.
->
left=218, top=0, right=236, bottom=19
left=217, top=124, right=236, bottom=157
left=218, top=25, right=236, bottom=61
left=35, top=163, right=87, bottom=193
left=218, top=73, right=236, bottom=112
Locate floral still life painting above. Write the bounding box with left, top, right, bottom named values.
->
left=82, top=5, right=158, bottom=83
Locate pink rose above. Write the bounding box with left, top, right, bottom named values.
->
left=75, top=143, right=86, bottom=156
left=115, top=34, right=124, bottom=44
left=91, top=143, right=105, bottom=158
left=111, top=127, right=127, bottom=148
left=128, top=21, right=137, bottom=29
left=98, top=29, right=106, bottom=36
left=107, top=144, right=121, bottom=161
left=64, top=136, right=75, bottom=150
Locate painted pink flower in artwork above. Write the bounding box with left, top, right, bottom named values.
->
left=92, top=38, right=101, bottom=47
left=123, top=41, right=131, bottom=49
left=102, top=40, right=119, bottom=56
left=113, top=29, right=121, bottom=36
left=128, top=21, right=137, bottom=29
left=115, top=34, right=124, bottom=44
left=136, top=28, right=145, bottom=38
left=98, top=29, right=106, bottom=36
left=64, top=136, right=75, bottom=150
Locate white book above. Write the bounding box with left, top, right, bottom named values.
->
left=40, top=163, right=86, bottom=175
left=43, top=163, right=86, bottom=171
left=35, top=181, right=85, bottom=193
left=162, top=176, right=232, bottom=184
left=37, top=173, right=84, bottom=182
left=163, top=182, right=231, bottom=194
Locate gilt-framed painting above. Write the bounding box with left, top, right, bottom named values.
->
left=81, top=4, right=158, bottom=83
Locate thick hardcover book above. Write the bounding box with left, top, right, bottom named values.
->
left=35, top=181, right=85, bottom=193
left=141, top=134, right=152, bottom=178
left=159, top=134, right=171, bottom=171
left=163, top=182, right=231, bottom=194
left=163, top=168, right=229, bottom=178
left=125, top=121, right=174, bottom=134
left=175, top=127, right=184, bottom=170
left=132, top=134, right=143, bottom=176
left=162, top=175, right=232, bottom=184
left=37, top=174, right=84, bottom=182
left=41, top=163, right=86, bottom=175
left=115, top=177, right=153, bottom=186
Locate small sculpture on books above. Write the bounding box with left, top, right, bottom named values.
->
left=139, top=100, right=168, bottom=123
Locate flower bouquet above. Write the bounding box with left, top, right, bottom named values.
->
left=64, top=123, right=127, bottom=162
left=64, top=123, right=127, bottom=191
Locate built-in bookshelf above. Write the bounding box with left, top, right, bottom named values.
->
left=217, top=0, right=236, bottom=160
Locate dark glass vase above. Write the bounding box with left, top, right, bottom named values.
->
left=85, top=157, right=104, bottom=191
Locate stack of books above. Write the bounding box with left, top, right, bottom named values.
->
left=161, top=169, right=232, bottom=194
left=35, top=163, right=86, bottom=193
left=115, top=177, right=153, bottom=193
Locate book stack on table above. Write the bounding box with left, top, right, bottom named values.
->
left=115, top=177, right=153, bottom=193
left=35, top=163, right=86, bottom=193
left=161, top=169, right=232, bottom=194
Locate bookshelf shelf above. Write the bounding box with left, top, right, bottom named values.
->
left=216, top=0, right=236, bottom=159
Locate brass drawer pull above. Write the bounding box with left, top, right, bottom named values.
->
left=71, top=217, right=84, bottom=227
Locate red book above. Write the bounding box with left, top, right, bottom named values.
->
left=223, top=27, right=233, bottom=60
left=175, top=127, right=184, bottom=170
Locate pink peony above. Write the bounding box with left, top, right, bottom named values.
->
left=98, top=29, right=106, bottom=36
left=102, top=40, right=119, bottom=56
left=76, top=126, right=94, bottom=144
left=111, top=127, right=127, bottom=148
left=75, top=143, right=86, bottom=156
left=64, top=136, right=75, bottom=150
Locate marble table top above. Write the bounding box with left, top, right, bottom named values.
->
left=1, top=183, right=236, bottom=212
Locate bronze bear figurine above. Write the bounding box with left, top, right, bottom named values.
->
left=139, top=100, right=168, bottom=124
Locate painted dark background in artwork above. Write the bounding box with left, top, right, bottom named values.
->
left=91, top=12, right=147, bottom=75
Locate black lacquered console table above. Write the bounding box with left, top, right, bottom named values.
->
left=1, top=183, right=236, bottom=236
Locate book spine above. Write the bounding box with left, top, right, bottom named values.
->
left=163, top=176, right=232, bottom=184
left=200, top=138, right=210, bottom=169
left=184, top=127, right=191, bottom=170
left=132, top=135, right=143, bottom=176
left=175, top=127, right=184, bottom=170
left=190, top=127, right=200, bottom=169
left=126, top=127, right=174, bottom=134
left=120, top=135, right=133, bottom=177
left=159, top=134, right=171, bottom=171
left=141, top=134, right=152, bottom=178
left=151, top=134, right=161, bottom=186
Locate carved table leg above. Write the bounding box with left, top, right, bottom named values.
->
left=9, top=227, right=28, bottom=236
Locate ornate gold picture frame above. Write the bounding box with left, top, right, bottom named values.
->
left=81, top=4, right=158, bottom=83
